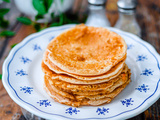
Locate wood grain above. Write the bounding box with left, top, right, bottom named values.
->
left=0, top=81, right=22, bottom=120
left=0, top=25, right=35, bottom=120
left=0, top=0, right=160, bottom=120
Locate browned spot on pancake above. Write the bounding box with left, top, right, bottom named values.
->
left=47, top=24, right=127, bottom=76
left=77, top=56, right=85, bottom=61
left=42, top=25, right=131, bottom=107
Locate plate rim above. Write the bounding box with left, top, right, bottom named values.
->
left=2, top=24, right=160, bottom=120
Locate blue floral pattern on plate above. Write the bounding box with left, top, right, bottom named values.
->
left=127, top=44, right=134, bottom=50
left=37, top=100, right=51, bottom=107
left=136, top=55, right=147, bottom=62
left=121, top=98, right=134, bottom=107
left=96, top=107, right=109, bottom=115
left=20, top=56, right=32, bottom=64
left=140, top=69, right=153, bottom=76
left=33, top=44, right=42, bottom=51
left=2, top=25, right=160, bottom=120
left=15, top=69, right=28, bottom=76
left=20, top=86, right=33, bottom=94
left=65, top=107, right=80, bottom=115
left=135, top=84, right=149, bottom=92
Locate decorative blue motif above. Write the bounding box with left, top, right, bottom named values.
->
left=20, top=86, right=33, bottom=94
left=49, top=36, right=55, bottom=42
left=135, top=84, right=149, bottom=92
left=33, top=44, right=42, bottom=51
left=15, top=69, right=28, bottom=76
left=121, top=98, right=134, bottom=107
left=127, top=44, right=134, bottom=50
left=20, top=56, right=32, bottom=64
left=65, top=107, right=80, bottom=115
left=6, top=26, right=160, bottom=120
left=96, top=107, right=109, bottom=115
left=136, top=55, right=147, bottom=62
left=140, top=69, right=153, bottom=76
left=37, top=100, right=51, bottom=107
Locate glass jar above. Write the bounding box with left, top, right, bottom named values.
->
left=114, top=0, right=141, bottom=37
left=86, top=0, right=110, bottom=27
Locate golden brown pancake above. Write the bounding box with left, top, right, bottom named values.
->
left=42, top=24, right=131, bottom=107
left=80, top=79, right=130, bottom=106
left=44, top=77, right=81, bottom=107
left=54, top=69, right=130, bottom=96
left=42, top=61, right=128, bottom=84
left=46, top=65, right=129, bottom=92
left=44, top=75, right=130, bottom=107
left=48, top=77, right=118, bottom=92
left=43, top=50, right=126, bottom=81
left=47, top=24, right=127, bottom=76
left=44, top=67, right=130, bottom=100
left=47, top=78, right=75, bottom=100
left=43, top=59, right=125, bottom=82
left=76, top=79, right=131, bottom=101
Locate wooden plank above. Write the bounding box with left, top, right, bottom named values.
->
left=0, top=0, right=160, bottom=119
left=135, top=0, right=160, bottom=120
left=0, top=25, right=35, bottom=120
left=0, top=25, right=35, bottom=74
left=136, top=0, right=160, bottom=53
left=0, top=80, right=22, bottom=120
left=0, top=0, right=21, bottom=54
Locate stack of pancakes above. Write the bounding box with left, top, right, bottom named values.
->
left=42, top=24, right=131, bottom=107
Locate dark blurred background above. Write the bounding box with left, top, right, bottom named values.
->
left=0, top=0, right=160, bottom=120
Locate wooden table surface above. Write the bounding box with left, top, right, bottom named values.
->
left=0, top=0, right=160, bottom=120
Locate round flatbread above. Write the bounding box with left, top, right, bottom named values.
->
left=56, top=69, right=130, bottom=96
left=46, top=66, right=129, bottom=92
left=47, top=24, right=127, bottom=76
left=42, top=61, right=128, bottom=84
left=43, top=50, right=126, bottom=81
left=44, top=76, right=130, bottom=107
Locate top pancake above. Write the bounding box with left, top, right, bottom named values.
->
left=43, top=49, right=126, bottom=81
left=47, top=24, right=127, bottom=76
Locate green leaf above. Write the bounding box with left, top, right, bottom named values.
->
left=35, top=14, right=44, bottom=21
left=32, top=0, right=47, bottom=15
left=47, top=0, right=54, bottom=11
left=51, top=13, right=54, bottom=19
left=44, top=0, right=54, bottom=12
left=17, top=17, right=32, bottom=25
left=50, top=22, right=60, bottom=27
left=3, top=0, right=10, bottom=3
left=34, top=23, right=41, bottom=32
left=50, top=13, right=64, bottom=27
left=11, top=43, right=18, bottom=48
left=0, top=31, right=15, bottom=37
left=0, top=74, right=2, bottom=80
left=60, top=0, right=64, bottom=4
left=0, top=17, right=9, bottom=28
left=59, top=13, right=64, bottom=25
left=0, top=9, right=10, bottom=17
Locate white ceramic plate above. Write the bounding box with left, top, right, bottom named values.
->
left=2, top=25, right=160, bottom=120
